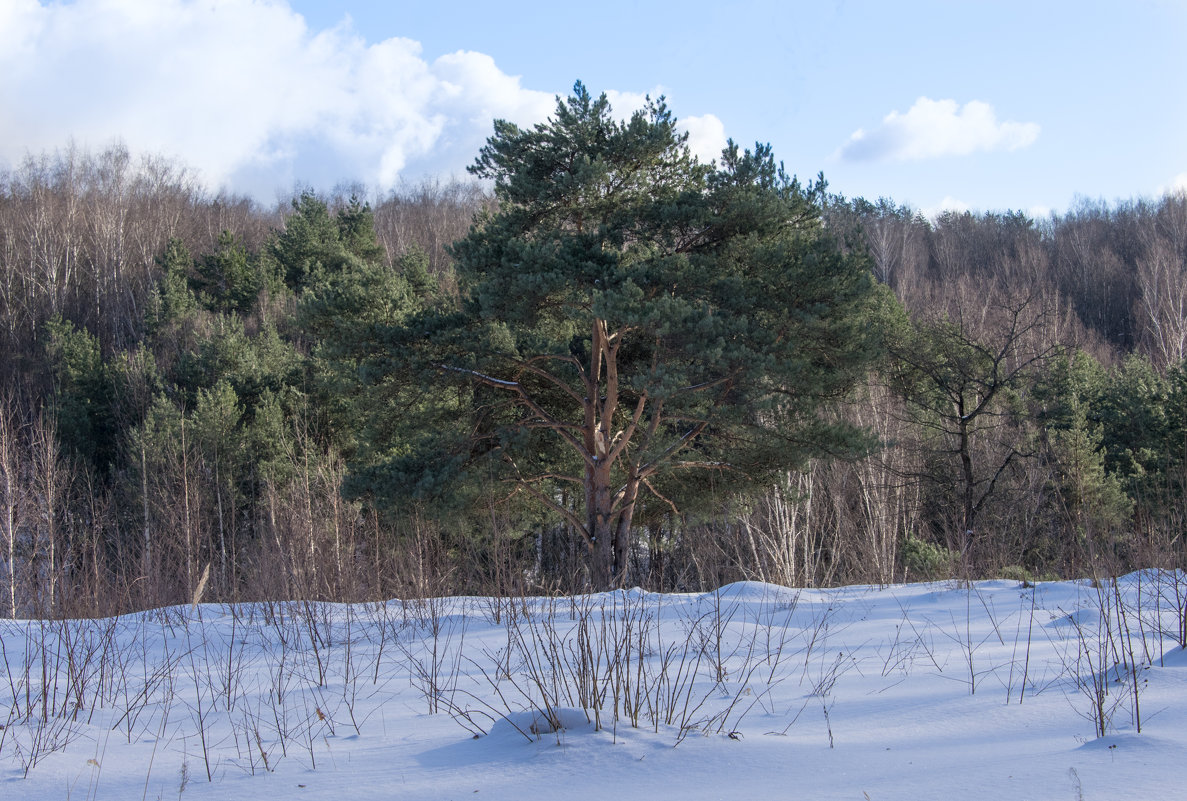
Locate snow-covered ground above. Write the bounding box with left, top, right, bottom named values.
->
left=2, top=572, right=1184, bottom=800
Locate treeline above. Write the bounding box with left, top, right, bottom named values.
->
left=0, top=143, right=1184, bottom=615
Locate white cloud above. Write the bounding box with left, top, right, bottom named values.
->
left=0, top=0, right=557, bottom=198
left=921, top=196, right=971, bottom=221
left=1160, top=172, right=1187, bottom=197
left=680, top=114, right=728, bottom=165
left=604, top=89, right=653, bottom=115
left=919, top=197, right=1053, bottom=222
left=838, top=97, right=1040, bottom=162
left=603, top=90, right=728, bottom=165
left=0, top=2, right=733, bottom=200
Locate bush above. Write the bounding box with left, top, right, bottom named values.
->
left=901, top=536, right=953, bottom=580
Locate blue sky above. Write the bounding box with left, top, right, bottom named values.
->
left=3, top=0, right=1184, bottom=216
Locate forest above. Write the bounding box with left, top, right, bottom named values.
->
left=1, top=92, right=1185, bottom=616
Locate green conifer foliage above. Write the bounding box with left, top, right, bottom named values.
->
left=194, top=231, right=262, bottom=315
left=350, top=83, right=883, bottom=589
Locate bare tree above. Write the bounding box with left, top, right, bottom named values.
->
left=1135, top=236, right=1187, bottom=371
left=1050, top=200, right=1139, bottom=348
left=371, top=177, right=490, bottom=283
left=843, top=382, right=922, bottom=584
left=889, top=281, right=1062, bottom=569
left=30, top=413, right=71, bottom=615
left=1133, top=194, right=1187, bottom=371
left=0, top=394, right=26, bottom=617
left=739, top=469, right=818, bottom=587
left=862, top=199, right=928, bottom=290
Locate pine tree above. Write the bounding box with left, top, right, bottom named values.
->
left=348, top=83, right=883, bottom=589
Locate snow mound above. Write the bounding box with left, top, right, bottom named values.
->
left=489, top=708, right=595, bottom=740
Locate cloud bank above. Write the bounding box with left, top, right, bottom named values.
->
left=839, top=97, right=1039, bottom=162
left=0, top=0, right=726, bottom=199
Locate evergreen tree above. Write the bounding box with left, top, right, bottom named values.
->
left=155, top=237, right=197, bottom=326
left=336, top=195, right=386, bottom=264
left=44, top=317, right=119, bottom=472
left=193, top=231, right=261, bottom=315
left=351, top=83, right=883, bottom=589
left=270, top=192, right=349, bottom=291
left=396, top=244, right=436, bottom=299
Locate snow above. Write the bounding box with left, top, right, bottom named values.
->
left=2, top=572, right=1184, bottom=800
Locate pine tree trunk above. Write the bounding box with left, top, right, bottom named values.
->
left=588, top=461, right=615, bottom=591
